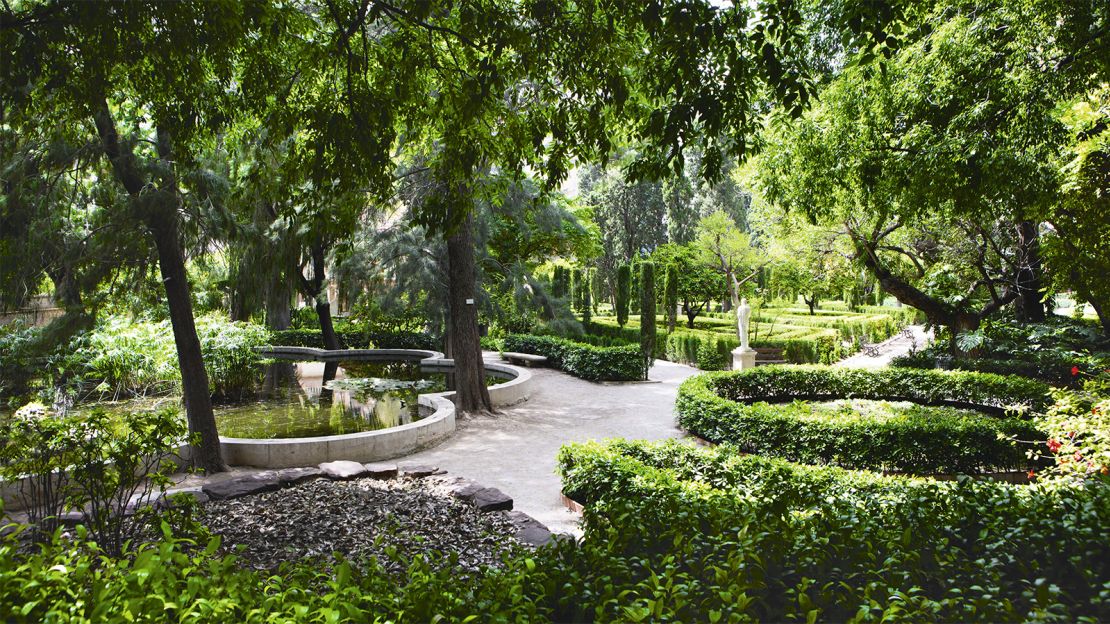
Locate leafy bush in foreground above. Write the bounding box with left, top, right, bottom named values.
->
left=557, top=439, right=1110, bottom=623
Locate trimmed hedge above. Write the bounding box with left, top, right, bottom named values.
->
left=501, top=334, right=645, bottom=381
left=269, top=328, right=439, bottom=351
left=676, top=366, right=1054, bottom=474
left=700, top=365, right=1053, bottom=413
left=557, top=439, right=1110, bottom=623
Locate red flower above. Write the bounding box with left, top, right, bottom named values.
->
left=1072, top=366, right=1081, bottom=376
left=1027, top=469, right=1036, bottom=481
left=1047, top=439, right=1062, bottom=453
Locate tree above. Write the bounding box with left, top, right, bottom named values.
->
left=1, top=2, right=285, bottom=472
left=1047, top=87, right=1110, bottom=335
left=692, top=211, right=763, bottom=312
left=616, top=264, right=631, bottom=328
left=652, top=244, right=724, bottom=328
left=581, top=269, right=593, bottom=325
left=664, top=264, right=679, bottom=333
left=754, top=3, right=1097, bottom=347
left=639, top=261, right=656, bottom=378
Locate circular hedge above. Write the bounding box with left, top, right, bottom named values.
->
left=676, top=366, right=1053, bottom=475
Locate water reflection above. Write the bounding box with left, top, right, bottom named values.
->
left=214, top=360, right=440, bottom=439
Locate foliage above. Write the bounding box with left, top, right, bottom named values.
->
left=615, top=264, right=631, bottom=327
left=677, top=373, right=1044, bottom=474
left=694, top=365, right=1053, bottom=415
left=638, top=262, right=656, bottom=378
left=557, top=439, right=1110, bottom=623
left=501, top=334, right=644, bottom=382
left=1027, top=370, right=1110, bottom=481
left=893, top=316, right=1110, bottom=385
left=663, top=263, right=679, bottom=332
left=74, top=316, right=270, bottom=399
left=0, top=404, right=185, bottom=553
left=692, top=210, right=759, bottom=307
left=649, top=243, right=723, bottom=327
left=268, top=327, right=439, bottom=352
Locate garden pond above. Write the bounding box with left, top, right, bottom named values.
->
left=2, top=360, right=499, bottom=439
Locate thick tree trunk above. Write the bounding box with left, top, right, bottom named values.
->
left=1088, top=299, right=1110, bottom=336
left=316, top=299, right=340, bottom=350
left=446, top=212, right=492, bottom=413
left=93, top=102, right=225, bottom=472
left=150, top=210, right=226, bottom=473
left=1014, top=221, right=1046, bottom=323
left=804, top=295, right=818, bottom=315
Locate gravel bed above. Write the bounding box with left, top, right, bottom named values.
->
left=199, top=476, right=524, bottom=572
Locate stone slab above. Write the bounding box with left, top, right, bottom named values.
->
left=202, top=475, right=283, bottom=501
left=506, top=510, right=554, bottom=547
left=318, top=460, right=370, bottom=480
left=399, top=464, right=442, bottom=478
left=362, top=463, right=399, bottom=479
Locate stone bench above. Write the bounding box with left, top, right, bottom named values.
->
left=501, top=352, right=548, bottom=367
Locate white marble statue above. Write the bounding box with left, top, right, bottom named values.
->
left=736, top=297, right=752, bottom=351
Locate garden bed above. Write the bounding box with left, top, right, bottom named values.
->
left=677, top=366, right=1053, bottom=474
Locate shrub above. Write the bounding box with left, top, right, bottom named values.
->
left=700, top=365, right=1053, bottom=413
left=501, top=334, right=644, bottom=381
left=695, top=336, right=731, bottom=371
left=557, top=439, right=1110, bottom=623
left=677, top=372, right=1045, bottom=473
left=664, top=264, right=678, bottom=332
left=639, top=262, right=655, bottom=378
left=71, top=316, right=269, bottom=399
left=268, top=327, right=439, bottom=351
left=0, top=405, right=185, bottom=552
left=615, top=264, right=631, bottom=327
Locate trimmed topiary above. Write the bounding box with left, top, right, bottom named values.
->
left=676, top=366, right=1053, bottom=474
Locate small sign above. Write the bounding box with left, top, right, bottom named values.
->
left=465, top=298, right=475, bottom=304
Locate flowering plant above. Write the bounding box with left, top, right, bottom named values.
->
left=1026, top=368, right=1110, bottom=481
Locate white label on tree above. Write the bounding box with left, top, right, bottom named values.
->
left=465, top=298, right=475, bottom=304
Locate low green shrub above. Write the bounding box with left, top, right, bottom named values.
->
left=501, top=334, right=645, bottom=381
left=74, top=316, right=269, bottom=399
left=699, top=365, right=1053, bottom=413
left=557, top=439, right=1110, bottom=623
left=268, top=328, right=439, bottom=351
left=677, top=373, right=1044, bottom=473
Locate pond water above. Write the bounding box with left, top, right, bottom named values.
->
left=4, top=360, right=499, bottom=439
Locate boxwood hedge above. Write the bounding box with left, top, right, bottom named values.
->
left=268, top=328, right=438, bottom=351
left=501, top=334, right=645, bottom=381
left=558, top=439, right=1110, bottom=623
left=676, top=366, right=1054, bottom=474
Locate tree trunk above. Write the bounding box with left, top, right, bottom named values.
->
left=1088, top=299, right=1110, bottom=336
left=150, top=210, right=226, bottom=473
left=1014, top=221, right=1046, bottom=323
left=804, top=295, right=818, bottom=315
left=316, top=298, right=340, bottom=350
left=93, top=102, right=225, bottom=472
left=446, top=212, right=492, bottom=413
left=265, top=278, right=292, bottom=331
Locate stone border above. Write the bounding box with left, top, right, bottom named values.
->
left=219, top=392, right=456, bottom=468
left=218, top=348, right=533, bottom=467
left=163, top=461, right=554, bottom=548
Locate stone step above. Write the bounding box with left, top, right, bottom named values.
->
left=756, top=359, right=788, bottom=366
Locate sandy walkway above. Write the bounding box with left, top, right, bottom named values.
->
left=403, top=355, right=699, bottom=535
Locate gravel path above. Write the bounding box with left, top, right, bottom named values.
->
left=836, top=324, right=932, bottom=369
left=403, top=355, right=700, bottom=535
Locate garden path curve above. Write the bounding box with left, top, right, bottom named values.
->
left=836, top=324, right=931, bottom=368
left=402, top=354, right=700, bottom=535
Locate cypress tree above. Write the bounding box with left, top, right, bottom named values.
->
left=665, top=263, right=678, bottom=333
left=630, top=261, right=641, bottom=314
left=616, top=264, right=631, bottom=327
left=572, top=268, right=583, bottom=311
left=639, top=262, right=656, bottom=379
left=582, top=269, right=592, bottom=324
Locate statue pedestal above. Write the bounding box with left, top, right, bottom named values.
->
left=731, top=347, right=756, bottom=371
